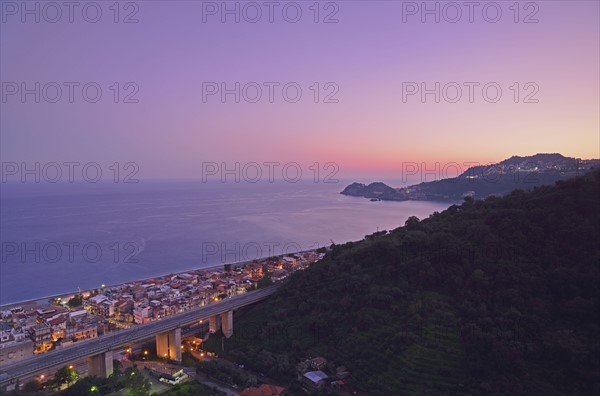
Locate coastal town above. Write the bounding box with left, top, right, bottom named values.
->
left=0, top=251, right=324, bottom=369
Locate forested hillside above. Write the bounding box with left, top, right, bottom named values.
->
left=208, top=171, right=600, bottom=395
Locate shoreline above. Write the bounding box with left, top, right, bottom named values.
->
left=0, top=249, right=319, bottom=311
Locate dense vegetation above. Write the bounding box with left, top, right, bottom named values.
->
left=58, top=365, right=150, bottom=396
left=161, top=382, right=225, bottom=396
left=0, top=363, right=152, bottom=396
left=195, top=359, right=257, bottom=388
left=207, top=171, right=600, bottom=395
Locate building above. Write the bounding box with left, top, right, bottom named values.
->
left=309, top=357, right=327, bottom=371
left=87, top=294, right=114, bottom=316
left=133, top=306, right=153, bottom=325
left=152, top=367, right=188, bottom=386
left=30, top=323, right=52, bottom=353
left=65, top=323, right=98, bottom=341
left=47, top=315, right=68, bottom=341
left=69, top=309, right=88, bottom=320
left=303, top=370, right=328, bottom=390
left=132, top=286, right=147, bottom=300
left=0, top=338, right=34, bottom=367
left=0, top=326, right=12, bottom=343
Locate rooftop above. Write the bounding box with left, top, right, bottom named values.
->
left=304, top=370, right=328, bottom=383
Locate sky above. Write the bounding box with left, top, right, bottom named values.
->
left=1, top=0, right=599, bottom=181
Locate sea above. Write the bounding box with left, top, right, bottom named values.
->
left=0, top=180, right=452, bottom=305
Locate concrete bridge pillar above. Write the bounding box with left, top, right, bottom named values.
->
left=209, top=315, right=221, bottom=334
left=87, top=350, right=113, bottom=378
left=156, top=328, right=181, bottom=362
left=221, top=310, right=233, bottom=338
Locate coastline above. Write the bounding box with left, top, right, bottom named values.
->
left=0, top=249, right=318, bottom=311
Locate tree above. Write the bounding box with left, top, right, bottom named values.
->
left=22, top=379, right=41, bottom=392
left=54, top=365, right=79, bottom=387
left=49, top=297, right=62, bottom=306
left=123, top=367, right=151, bottom=396
left=257, top=273, right=273, bottom=289
left=67, top=294, right=83, bottom=308
left=404, top=216, right=420, bottom=229
left=113, top=359, right=123, bottom=374
left=162, top=383, right=226, bottom=396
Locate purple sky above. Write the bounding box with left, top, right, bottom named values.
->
left=1, top=0, right=599, bottom=180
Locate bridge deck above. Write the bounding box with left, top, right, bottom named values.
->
left=0, top=286, right=277, bottom=386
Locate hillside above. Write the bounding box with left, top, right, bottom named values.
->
left=341, top=153, right=600, bottom=201
left=207, top=171, right=600, bottom=395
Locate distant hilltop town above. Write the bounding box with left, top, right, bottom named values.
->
left=0, top=251, right=324, bottom=366
left=341, top=153, right=600, bottom=201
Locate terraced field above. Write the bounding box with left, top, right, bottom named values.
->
left=394, top=317, right=467, bottom=395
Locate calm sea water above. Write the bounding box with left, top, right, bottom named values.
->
left=0, top=181, right=451, bottom=304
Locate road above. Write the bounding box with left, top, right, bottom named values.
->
left=0, top=286, right=278, bottom=387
